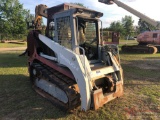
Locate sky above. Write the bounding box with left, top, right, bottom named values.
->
left=19, top=0, right=160, bottom=27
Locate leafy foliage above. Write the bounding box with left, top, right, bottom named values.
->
left=108, top=15, right=134, bottom=39
left=0, top=0, right=29, bottom=35
left=107, top=15, right=159, bottom=39
left=122, top=15, right=134, bottom=36
left=138, top=19, right=156, bottom=33
left=109, top=21, right=124, bottom=34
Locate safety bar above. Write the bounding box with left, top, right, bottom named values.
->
left=73, top=46, right=86, bottom=76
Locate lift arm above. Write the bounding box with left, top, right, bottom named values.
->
left=34, top=4, right=48, bottom=29
left=98, top=0, right=160, bottom=29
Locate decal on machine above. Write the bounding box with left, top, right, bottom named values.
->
left=96, top=70, right=101, bottom=74
left=60, top=53, right=79, bottom=71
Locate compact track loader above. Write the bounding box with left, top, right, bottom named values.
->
left=26, top=3, right=123, bottom=111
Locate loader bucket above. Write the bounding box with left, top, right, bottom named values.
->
left=92, top=81, right=123, bottom=110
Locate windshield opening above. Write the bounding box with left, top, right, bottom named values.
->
left=77, top=17, right=99, bottom=60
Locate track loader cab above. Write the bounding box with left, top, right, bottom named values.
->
left=27, top=3, right=123, bottom=111
left=53, top=9, right=102, bottom=60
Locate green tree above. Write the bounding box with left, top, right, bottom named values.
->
left=0, top=0, right=29, bottom=35
left=108, top=21, right=124, bottom=39
left=109, top=21, right=124, bottom=33
left=26, top=13, right=35, bottom=29
left=138, top=19, right=156, bottom=33
left=121, top=15, right=134, bottom=37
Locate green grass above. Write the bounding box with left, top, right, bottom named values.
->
left=0, top=42, right=27, bottom=48
left=120, top=53, right=160, bottom=60
left=0, top=52, right=127, bottom=119
left=120, top=39, right=137, bottom=42
left=0, top=44, right=160, bottom=119
left=0, top=39, right=135, bottom=48
left=119, top=39, right=138, bottom=44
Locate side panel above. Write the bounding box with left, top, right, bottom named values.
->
left=39, top=34, right=92, bottom=111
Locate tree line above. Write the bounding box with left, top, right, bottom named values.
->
left=105, top=15, right=156, bottom=39
left=0, top=0, right=156, bottom=40
left=0, top=0, right=31, bottom=40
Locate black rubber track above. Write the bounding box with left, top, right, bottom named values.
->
left=30, top=62, right=81, bottom=111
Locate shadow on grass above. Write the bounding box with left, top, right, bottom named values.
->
left=0, top=74, right=127, bottom=120
left=0, top=52, right=27, bottom=68
left=145, top=57, right=160, bottom=60
left=0, top=74, right=70, bottom=119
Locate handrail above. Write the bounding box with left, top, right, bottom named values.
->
left=73, top=46, right=86, bottom=76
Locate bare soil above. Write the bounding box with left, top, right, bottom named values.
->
left=0, top=47, right=26, bottom=51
